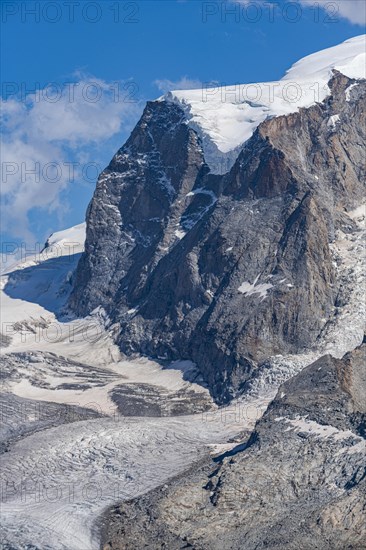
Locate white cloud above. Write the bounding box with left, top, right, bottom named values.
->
left=235, top=0, right=366, bottom=25
left=154, top=77, right=205, bottom=94
left=1, top=77, right=142, bottom=240
left=299, top=0, right=366, bottom=25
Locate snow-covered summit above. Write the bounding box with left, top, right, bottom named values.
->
left=163, top=35, right=366, bottom=163
left=43, top=222, right=86, bottom=258
left=2, top=222, right=86, bottom=276
left=1, top=222, right=86, bottom=314
left=283, top=35, right=366, bottom=81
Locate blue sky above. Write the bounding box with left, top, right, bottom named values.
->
left=1, top=0, right=365, bottom=258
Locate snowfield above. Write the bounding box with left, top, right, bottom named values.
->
left=164, top=35, right=366, bottom=170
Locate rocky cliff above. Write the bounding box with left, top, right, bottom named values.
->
left=70, top=41, right=366, bottom=403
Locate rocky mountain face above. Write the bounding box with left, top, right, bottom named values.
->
left=70, top=71, right=365, bottom=403
left=101, top=343, right=366, bottom=550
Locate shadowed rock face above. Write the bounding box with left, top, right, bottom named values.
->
left=70, top=73, right=366, bottom=403
left=100, top=344, right=366, bottom=550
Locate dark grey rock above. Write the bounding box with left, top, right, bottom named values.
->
left=110, top=382, right=214, bottom=417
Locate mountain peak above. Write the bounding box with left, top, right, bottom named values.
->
left=162, top=35, right=366, bottom=161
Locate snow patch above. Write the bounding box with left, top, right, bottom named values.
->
left=238, top=275, right=273, bottom=300
left=280, top=416, right=363, bottom=444
left=327, top=114, right=340, bottom=129
left=175, top=229, right=186, bottom=240
left=345, top=82, right=359, bottom=101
